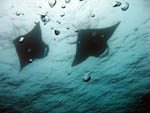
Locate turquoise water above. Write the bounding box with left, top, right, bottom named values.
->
left=0, top=0, right=150, bottom=113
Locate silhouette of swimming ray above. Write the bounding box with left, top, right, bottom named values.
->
left=72, top=22, right=121, bottom=66
left=13, top=23, right=49, bottom=71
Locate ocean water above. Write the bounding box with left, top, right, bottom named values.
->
left=0, top=0, right=150, bottom=113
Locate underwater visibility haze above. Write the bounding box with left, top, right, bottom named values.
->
left=0, top=0, right=150, bottom=113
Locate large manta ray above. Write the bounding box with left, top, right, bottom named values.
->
left=13, top=23, right=49, bottom=71
left=72, top=22, right=121, bottom=66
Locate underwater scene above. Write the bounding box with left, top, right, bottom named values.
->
left=0, top=0, right=150, bottom=113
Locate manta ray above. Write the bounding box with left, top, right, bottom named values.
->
left=13, top=23, right=49, bottom=71
left=72, top=22, right=121, bottom=66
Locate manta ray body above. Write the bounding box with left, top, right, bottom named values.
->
left=13, top=23, right=49, bottom=71
left=72, top=22, right=121, bottom=66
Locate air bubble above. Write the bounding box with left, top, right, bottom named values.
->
left=27, top=48, right=31, bottom=52
left=56, top=20, right=61, bottom=24
left=19, top=37, right=24, bottom=43
left=60, top=12, right=65, bottom=17
left=65, top=0, right=71, bottom=3
left=75, top=30, right=78, bottom=33
left=91, top=14, right=95, bottom=17
left=61, top=4, right=66, bottom=8
left=54, top=30, right=60, bottom=35
left=29, top=59, right=33, bottom=63
left=113, top=1, right=121, bottom=7
left=82, top=74, right=91, bottom=82
left=40, top=13, right=50, bottom=25
left=101, top=35, right=105, bottom=38
left=48, top=0, right=56, bottom=8
left=16, top=11, right=20, bottom=16
left=66, top=27, right=70, bottom=30
left=121, top=2, right=129, bottom=11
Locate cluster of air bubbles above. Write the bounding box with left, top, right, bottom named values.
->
left=38, top=0, right=85, bottom=35
left=45, top=0, right=85, bottom=33
left=113, top=1, right=129, bottom=11
left=40, top=13, right=50, bottom=25
left=16, top=11, right=24, bottom=16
